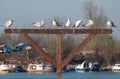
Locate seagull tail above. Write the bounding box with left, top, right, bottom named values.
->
left=113, top=25, right=117, bottom=27
left=82, top=25, right=85, bottom=27
left=58, top=24, right=62, bottom=26
left=72, top=25, right=75, bottom=27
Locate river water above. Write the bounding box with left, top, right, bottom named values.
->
left=0, top=72, right=120, bottom=79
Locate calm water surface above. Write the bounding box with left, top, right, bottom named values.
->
left=0, top=72, right=120, bottom=79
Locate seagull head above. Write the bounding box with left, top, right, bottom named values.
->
left=79, top=20, right=82, bottom=23
left=107, top=19, right=111, bottom=22
left=67, top=18, right=70, bottom=21
left=88, top=20, right=93, bottom=23
left=41, top=20, right=45, bottom=25
left=53, top=18, right=56, bottom=21
left=32, top=22, right=35, bottom=24
left=88, top=20, right=92, bottom=22
left=53, top=18, right=58, bottom=23
left=9, top=19, right=14, bottom=22
left=11, top=19, right=13, bottom=22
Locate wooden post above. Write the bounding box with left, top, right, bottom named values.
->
left=56, top=34, right=62, bottom=79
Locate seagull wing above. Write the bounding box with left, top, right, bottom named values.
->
left=82, top=22, right=89, bottom=27
left=75, top=20, right=82, bottom=27
left=41, top=20, right=45, bottom=27
left=82, top=20, right=94, bottom=28
left=65, top=18, right=71, bottom=27
left=53, top=19, right=61, bottom=26
left=33, top=21, right=44, bottom=27
left=53, top=20, right=57, bottom=26
left=3, top=20, right=13, bottom=27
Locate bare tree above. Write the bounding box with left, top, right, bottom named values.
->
left=83, top=1, right=97, bottom=20
left=83, top=1, right=107, bottom=28
left=82, top=1, right=116, bottom=66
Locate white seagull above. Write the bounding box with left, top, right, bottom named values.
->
left=65, top=18, right=71, bottom=28
left=3, top=19, right=13, bottom=27
left=52, top=18, right=61, bottom=27
left=82, top=20, right=94, bottom=28
left=73, top=20, right=82, bottom=28
left=33, top=20, right=45, bottom=27
left=107, top=19, right=116, bottom=29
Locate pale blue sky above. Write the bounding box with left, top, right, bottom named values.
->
left=0, top=0, right=120, bottom=39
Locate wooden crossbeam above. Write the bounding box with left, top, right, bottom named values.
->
left=5, top=29, right=112, bottom=34
left=21, top=34, right=55, bottom=66
left=59, top=34, right=96, bottom=68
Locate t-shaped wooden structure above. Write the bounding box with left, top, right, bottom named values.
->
left=5, top=29, right=112, bottom=79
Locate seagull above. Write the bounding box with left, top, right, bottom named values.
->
left=65, top=18, right=71, bottom=28
left=73, top=20, right=82, bottom=28
left=107, top=19, right=117, bottom=29
left=3, top=19, right=13, bottom=27
left=33, top=20, right=45, bottom=27
left=82, top=20, right=94, bottom=28
left=52, top=18, right=61, bottom=27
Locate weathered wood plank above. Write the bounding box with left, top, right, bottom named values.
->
left=5, top=29, right=112, bottom=34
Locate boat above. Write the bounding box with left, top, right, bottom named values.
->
left=0, top=70, right=8, bottom=74
left=0, top=63, right=9, bottom=74
left=27, top=64, right=54, bottom=72
left=9, top=65, right=26, bottom=72
left=7, top=64, right=16, bottom=71
left=62, top=66, right=70, bottom=72
left=89, top=63, right=101, bottom=71
left=112, top=64, right=120, bottom=72
left=75, top=61, right=90, bottom=72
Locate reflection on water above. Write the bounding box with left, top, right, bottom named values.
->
left=0, top=72, right=120, bottom=79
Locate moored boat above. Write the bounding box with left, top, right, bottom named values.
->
left=0, top=70, right=9, bottom=74
left=112, top=64, right=120, bottom=72
left=0, top=63, right=9, bottom=74
left=9, top=65, right=26, bottom=72
left=89, top=63, right=101, bottom=71
left=27, top=64, right=54, bottom=72
left=75, top=61, right=90, bottom=72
